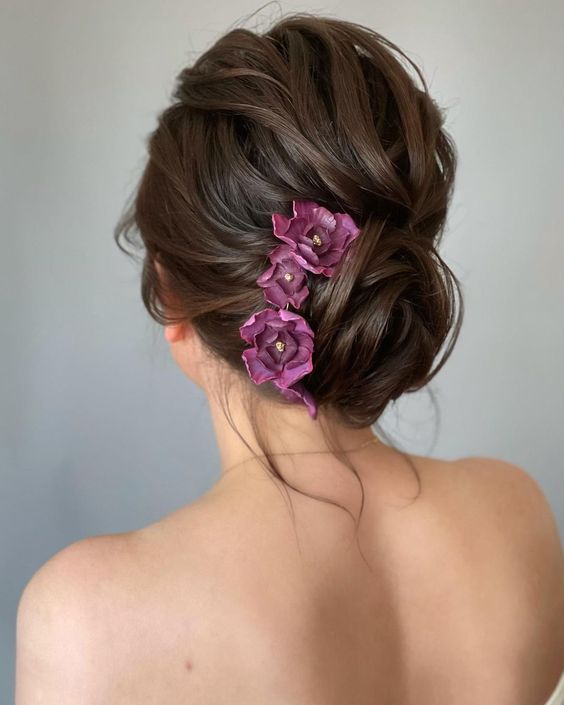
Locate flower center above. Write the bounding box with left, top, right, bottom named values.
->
left=283, top=272, right=294, bottom=282
left=311, top=232, right=322, bottom=247
left=275, top=340, right=286, bottom=352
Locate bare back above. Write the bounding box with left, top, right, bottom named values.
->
left=90, top=447, right=563, bottom=705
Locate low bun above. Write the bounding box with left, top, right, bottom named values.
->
left=115, top=12, right=463, bottom=428
left=306, top=215, right=462, bottom=426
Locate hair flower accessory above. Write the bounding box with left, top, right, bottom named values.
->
left=256, top=244, right=310, bottom=309
left=272, top=199, right=361, bottom=276
left=239, top=199, right=361, bottom=418
left=239, top=308, right=315, bottom=388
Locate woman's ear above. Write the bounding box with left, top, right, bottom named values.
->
left=155, top=258, right=187, bottom=344
left=153, top=256, right=204, bottom=386
left=164, top=322, right=187, bottom=344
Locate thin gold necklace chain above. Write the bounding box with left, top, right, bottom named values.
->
left=220, top=433, right=381, bottom=477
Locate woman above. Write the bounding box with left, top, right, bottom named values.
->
left=15, top=12, right=564, bottom=705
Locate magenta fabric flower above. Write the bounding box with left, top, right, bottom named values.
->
left=277, top=382, right=317, bottom=419
left=256, top=244, right=309, bottom=309
left=239, top=198, right=362, bottom=416
left=239, top=307, right=314, bottom=389
left=272, top=199, right=361, bottom=276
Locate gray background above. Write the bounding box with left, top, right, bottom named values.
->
left=1, top=0, right=563, bottom=700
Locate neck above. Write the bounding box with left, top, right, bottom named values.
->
left=205, top=378, right=380, bottom=479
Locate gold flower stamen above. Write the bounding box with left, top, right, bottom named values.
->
left=312, top=233, right=322, bottom=246
left=284, top=272, right=294, bottom=282
left=275, top=340, right=286, bottom=352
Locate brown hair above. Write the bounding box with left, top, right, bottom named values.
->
left=114, top=11, right=463, bottom=539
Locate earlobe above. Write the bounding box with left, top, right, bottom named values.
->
left=164, top=323, right=185, bottom=344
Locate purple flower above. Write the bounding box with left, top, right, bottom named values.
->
left=277, top=382, right=318, bottom=419
left=256, top=244, right=309, bottom=309
left=239, top=307, right=314, bottom=389
left=272, top=199, right=361, bottom=277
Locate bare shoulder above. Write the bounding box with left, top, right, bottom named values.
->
left=419, top=453, right=563, bottom=562
left=404, top=453, right=563, bottom=605
left=441, top=456, right=563, bottom=654
left=410, top=452, right=559, bottom=525
left=450, top=455, right=562, bottom=539
left=402, top=453, right=564, bottom=691
left=15, top=531, right=142, bottom=704
left=469, top=458, right=563, bottom=632
left=17, top=531, right=141, bottom=621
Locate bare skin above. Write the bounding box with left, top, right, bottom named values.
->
left=15, top=321, right=564, bottom=705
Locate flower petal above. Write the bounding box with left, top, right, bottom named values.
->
left=310, top=205, right=336, bottom=231
left=277, top=355, right=313, bottom=388
left=256, top=261, right=277, bottom=287
left=242, top=347, right=278, bottom=385
left=292, top=200, right=321, bottom=219
left=256, top=345, right=284, bottom=371
left=271, top=213, right=291, bottom=239
left=335, top=212, right=360, bottom=238
left=268, top=243, right=296, bottom=265
left=239, top=311, right=266, bottom=344
left=272, top=215, right=308, bottom=250
left=333, top=213, right=361, bottom=250
left=293, top=247, right=323, bottom=274
left=262, top=282, right=292, bottom=308
left=276, top=381, right=318, bottom=419
left=286, top=340, right=314, bottom=364
left=289, top=284, right=309, bottom=308
left=255, top=324, right=279, bottom=349
left=285, top=312, right=314, bottom=339
left=276, top=308, right=313, bottom=330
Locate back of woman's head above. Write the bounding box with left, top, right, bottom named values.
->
left=115, top=12, right=463, bottom=430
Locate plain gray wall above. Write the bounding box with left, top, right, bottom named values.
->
left=1, top=0, right=563, bottom=700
